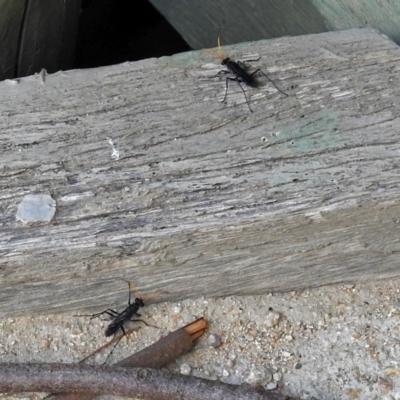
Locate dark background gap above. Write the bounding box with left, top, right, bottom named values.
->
left=74, top=0, right=192, bottom=69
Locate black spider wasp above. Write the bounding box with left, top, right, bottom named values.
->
left=76, top=281, right=152, bottom=362
left=206, top=37, right=288, bottom=112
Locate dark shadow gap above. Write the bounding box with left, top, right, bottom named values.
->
left=74, top=0, right=192, bottom=69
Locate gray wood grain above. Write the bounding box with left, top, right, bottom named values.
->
left=1, top=28, right=400, bottom=318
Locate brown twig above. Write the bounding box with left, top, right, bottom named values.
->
left=0, top=363, right=295, bottom=400
left=46, top=318, right=207, bottom=400
left=116, top=317, right=207, bottom=368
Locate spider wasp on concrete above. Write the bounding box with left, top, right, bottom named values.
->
left=76, top=281, right=156, bottom=363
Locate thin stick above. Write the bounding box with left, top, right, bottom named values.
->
left=77, top=326, right=141, bottom=364
left=0, top=363, right=298, bottom=400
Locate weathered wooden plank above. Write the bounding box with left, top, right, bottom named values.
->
left=149, top=0, right=400, bottom=48
left=1, top=28, right=400, bottom=318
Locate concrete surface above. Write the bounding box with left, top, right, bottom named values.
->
left=0, top=277, right=399, bottom=399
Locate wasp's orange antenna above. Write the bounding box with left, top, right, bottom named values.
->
left=204, top=47, right=223, bottom=61
left=126, top=280, right=163, bottom=303
left=203, top=36, right=225, bottom=61
left=126, top=280, right=143, bottom=300
left=217, top=36, right=222, bottom=53
left=142, top=291, right=164, bottom=303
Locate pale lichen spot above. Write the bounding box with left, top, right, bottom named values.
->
left=16, top=194, right=56, bottom=223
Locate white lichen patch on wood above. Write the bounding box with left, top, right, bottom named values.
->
left=16, top=194, right=56, bottom=223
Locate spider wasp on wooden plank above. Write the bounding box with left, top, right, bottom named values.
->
left=205, top=37, right=288, bottom=112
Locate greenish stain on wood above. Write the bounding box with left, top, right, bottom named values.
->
left=266, top=111, right=342, bottom=187
left=268, top=111, right=342, bottom=155
left=287, top=111, right=342, bottom=153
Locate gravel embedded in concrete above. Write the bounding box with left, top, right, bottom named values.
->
left=0, top=278, right=399, bottom=400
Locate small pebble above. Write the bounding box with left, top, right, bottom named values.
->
left=246, top=365, right=272, bottom=385
left=228, top=352, right=237, bottom=361
left=384, top=366, right=400, bottom=376
left=265, top=312, right=281, bottom=328
left=180, top=363, right=192, bottom=375
left=207, top=333, right=222, bottom=348
left=266, top=381, right=278, bottom=390
left=273, top=372, right=282, bottom=381
left=295, top=363, right=302, bottom=370
left=378, top=377, right=393, bottom=390
left=172, top=305, right=182, bottom=314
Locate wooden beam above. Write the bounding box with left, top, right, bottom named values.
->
left=1, top=28, right=400, bottom=317
left=149, top=0, right=400, bottom=49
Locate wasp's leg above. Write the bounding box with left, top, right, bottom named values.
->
left=251, top=68, right=288, bottom=96
left=90, top=309, right=120, bottom=320
left=223, top=77, right=253, bottom=113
